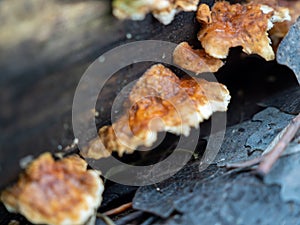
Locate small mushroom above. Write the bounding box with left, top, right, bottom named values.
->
left=1, top=153, right=104, bottom=225
left=196, top=3, right=211, bottom=24
left=173, top=42, right=224, bottom=74
left=247, top=0, right=298, bottom=49
left=112, top=0, right=200, bottom=25
left=197, top=2, right=290, bottom=61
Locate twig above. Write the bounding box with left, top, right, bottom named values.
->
left=115, top=211, right=145, bottom=225
left=225, top=156, right=262, bottom=169
left=256, top=113, right=300, bottom=176
left=103, top=202, right=133, bottom=216
left=225, top=113, right=300, bottom=175
left=96, top=213, right=116, bottom=225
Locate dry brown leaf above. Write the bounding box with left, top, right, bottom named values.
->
left=82, top=64, right=230, bottom=159
left=1, top=153, right=104, bottom=225
left=173, top=42, right=224, bottom=74
left=197, top=2, right=290, bottom=61
left=113, top=0, right=200, bottom=25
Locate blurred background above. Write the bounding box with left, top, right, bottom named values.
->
left=0, top=0, right=119, bottom=186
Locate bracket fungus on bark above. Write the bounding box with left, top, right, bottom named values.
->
left=173, top=42, right=224, bottom=74
left=113, top=0, right=200, bottom=25
left=197, top=2, right=290, bottom=61
left=82, top=64, right=230, bottom=159
left=1, top=153, right=104, bottom=225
